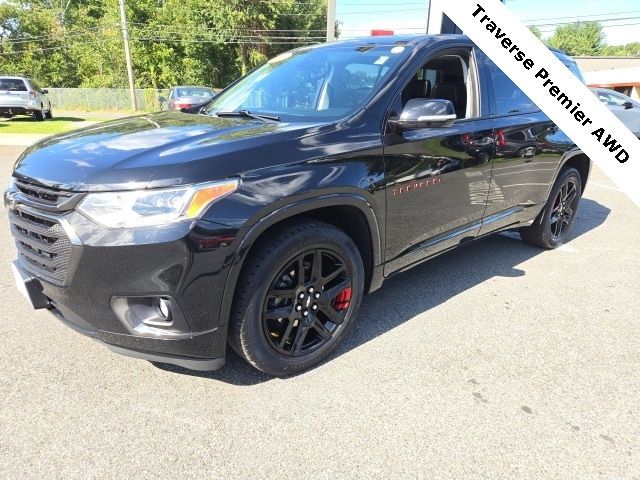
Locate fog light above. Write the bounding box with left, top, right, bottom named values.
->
left=157, top=297, right=172, bottom=321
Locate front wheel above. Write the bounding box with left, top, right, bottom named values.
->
left=229, top=220, right=364, bottom=376
left=520, top=167, right=582, bottom=249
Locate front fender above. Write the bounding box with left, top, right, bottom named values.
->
left=216, top=192, right=383, bottom=328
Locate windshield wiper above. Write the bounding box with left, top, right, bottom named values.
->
left=215, top=109, right=281, bottom=122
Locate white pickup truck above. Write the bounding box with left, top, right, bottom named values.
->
left=0, top=76, right=52, bottom=121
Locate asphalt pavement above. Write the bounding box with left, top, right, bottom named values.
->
left=0, top=143, right=638, bottom=479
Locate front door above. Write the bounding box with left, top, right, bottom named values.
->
left=384, top=121, right=494, bottom=274
left=383, top=48, right=493, bottom=275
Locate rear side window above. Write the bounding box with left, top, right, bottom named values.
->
left=487, top=62, right=536, bottom=115
left=0, top=79, right=27, bottom=91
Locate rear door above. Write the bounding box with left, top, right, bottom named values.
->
left=476, top=52, right=570, bottom=233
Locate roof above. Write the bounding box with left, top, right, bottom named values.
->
left=574, top=56, right=640, bottom=72
left=326, top=34, right=471, bottom=48
left=583, top=66, right=640, bottom=88
left=323, top=35, right=576, bottom=63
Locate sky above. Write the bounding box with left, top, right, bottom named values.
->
left=336, top=0, right=640, bottom=46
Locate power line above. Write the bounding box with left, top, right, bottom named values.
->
left=0, top=26, right=118, bottom=44
left=529, top=15, right=640, bottom=27
left=0, top=40, right=109, bottom=55
left=132, top=37, right=321, bottom=45
left=536, top=21, right=640, bottom=31
left=524, top=9, right=640, bottom=22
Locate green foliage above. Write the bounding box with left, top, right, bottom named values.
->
left=546, top=21, right=605, bottom=56
left=0, top=0, right=329, bottom=88
left=528, top=26, right=542, bottom=40
left=601, top=42, right=640, bottom=56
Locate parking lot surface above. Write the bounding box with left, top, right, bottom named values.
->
left=0, top=144, right=638, bottom=479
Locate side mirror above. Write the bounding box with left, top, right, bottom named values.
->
left=389, top=98, right=457, bottom=132
left=623, top=101, right=634, bottom=109
left=42, top=88, right=48, bottom=94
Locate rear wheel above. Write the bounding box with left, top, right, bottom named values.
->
left=34, top=106, right=45, bottom=121
left=229, top=220, right=364, bottom=376
left=45, top=106, right=53, bottom=119
left=520, top=167, right=582, bottom=249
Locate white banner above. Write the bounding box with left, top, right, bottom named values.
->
left=441, top=0, right=640, bottom=208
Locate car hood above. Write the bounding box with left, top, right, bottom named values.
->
left=14, top=111, right=321, bottom=191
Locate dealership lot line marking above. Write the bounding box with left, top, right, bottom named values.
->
left=557, top=244, right=578, bottom=253
left=441, top=0, right=640, bottom=208
left=589, top=182, right=622, bottom=192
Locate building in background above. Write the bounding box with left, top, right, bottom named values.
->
left=371, top=30, right=394, bottom=36
left=427, top=0, right=505, bottom=35
left=575, top=57, right=640, bottom=101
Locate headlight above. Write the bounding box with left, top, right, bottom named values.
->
left=76, top=179, right=239, bottom=228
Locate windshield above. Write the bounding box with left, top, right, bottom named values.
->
left=176, top=87, right=214, bottom=98
left=205, top=44, right=411, bottom=122
left=595, top=89, right=637, bottom=107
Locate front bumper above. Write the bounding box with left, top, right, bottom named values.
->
left=7, top=193, right=239, bottom=371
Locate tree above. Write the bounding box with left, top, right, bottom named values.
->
left=602, top=42, right=640, bottom=56
left=528, top=26, right=543, bottom=41
left=0, top=0, right=329, bottom=88
left=546, top=21, right=604, bottom=56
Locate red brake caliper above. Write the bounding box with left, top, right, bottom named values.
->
left=332, top=287, right=352, bottom=311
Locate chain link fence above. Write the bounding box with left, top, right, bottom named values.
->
left=47, top=88, right=170, bottom=112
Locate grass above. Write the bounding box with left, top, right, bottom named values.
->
left=0, top=116, right=106, bottom=134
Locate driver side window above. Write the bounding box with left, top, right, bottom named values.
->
left=400, top=50, right=476, bottom=119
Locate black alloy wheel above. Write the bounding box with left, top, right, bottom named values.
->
left=229, top=220, right=364, bottom=376
left=549, top=177, right=578, bottom=240
left=262, top=249, right=352, bottom=357
left=520, top=167, right=582, bottom=249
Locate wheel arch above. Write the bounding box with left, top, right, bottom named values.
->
left=558, top=149, right=591, bottom=192
left=217, top=193, right=383, bottom=329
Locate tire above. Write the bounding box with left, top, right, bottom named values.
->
left=520, top=167, right=582, bottom=249
left=229, top=219, right=365, bottom=376
left=45, top=107, right=52, bottom=119
left=34, top=106, right=45, bottom=121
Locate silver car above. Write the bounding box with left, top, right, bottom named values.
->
left=160, top=86, right=215, bottom=111
left=0, top=76, right=53, bottom=121
left=591, top=87, right=640, bottom=135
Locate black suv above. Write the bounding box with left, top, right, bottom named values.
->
left=5, top=35, right=590, bottom=376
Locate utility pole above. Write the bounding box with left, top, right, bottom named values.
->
left=326, top=0, right=336, bottom=42
left=118, top=0, right=137, bottom=111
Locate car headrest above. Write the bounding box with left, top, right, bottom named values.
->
left=431, top=82, right=467, bottom=118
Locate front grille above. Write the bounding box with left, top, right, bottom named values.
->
left=9, top=207, right=72, bottom=286
left=14, top=179, right=77, bottom=210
